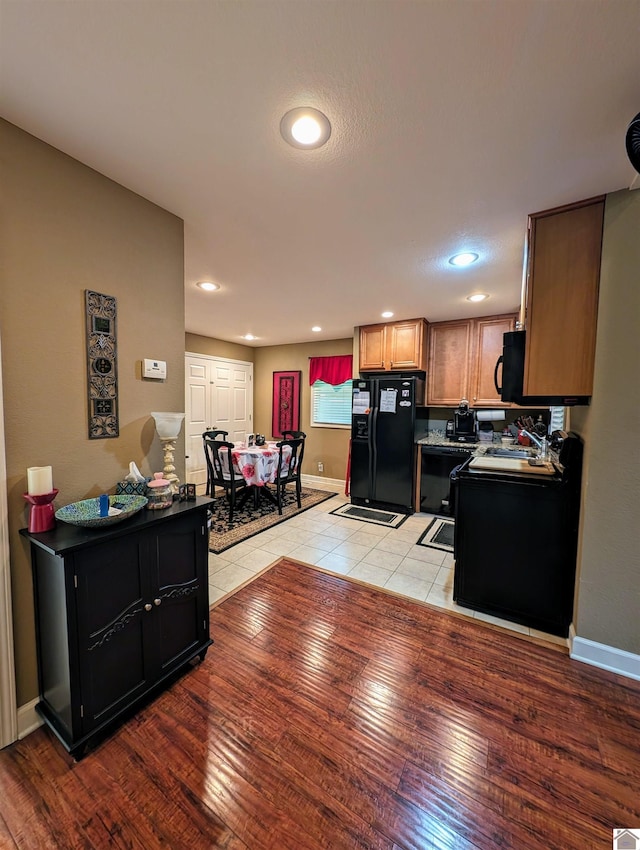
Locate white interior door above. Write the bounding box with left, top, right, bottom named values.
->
left=185, top=353, right=253, bottom=486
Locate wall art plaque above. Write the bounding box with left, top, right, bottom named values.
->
left=85, top=290, right=119, bottom=439
left=272, top=370, right=301, bottom=438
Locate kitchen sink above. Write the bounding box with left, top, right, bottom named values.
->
left=483, top=447, right=537, bottom=458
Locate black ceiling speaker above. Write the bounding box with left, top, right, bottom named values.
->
left=625, top=111, right=640, bottom=174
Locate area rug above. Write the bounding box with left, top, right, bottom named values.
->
left=209, top=486, right=336, bottom=553
left=416, top=516, right=454, bottom=552
left=329, top=502, right=408, bottom=529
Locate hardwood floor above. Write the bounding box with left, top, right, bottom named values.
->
left=1, top=557, right=639, bottom=849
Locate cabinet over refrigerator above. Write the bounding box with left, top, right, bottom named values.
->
left=350, top=375, right=421, bottom=514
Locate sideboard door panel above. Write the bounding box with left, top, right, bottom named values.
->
left=75, top=535, right=151, bottom=732
left=151, top=514, right=208, bottom=674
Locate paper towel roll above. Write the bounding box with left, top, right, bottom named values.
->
left=476, top=409, right=506, bottom=422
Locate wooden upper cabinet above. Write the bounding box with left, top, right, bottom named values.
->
left=427, top=314, right=517, bottom=407
left=471, top=314, right=517, bottom=406
left=523, top=197, right=604, bottom=398
left=427, top=320, right=473, bottom=406
left=359, top=318, right=428, bottom=372
left=359, top=324, right=386, bottom=370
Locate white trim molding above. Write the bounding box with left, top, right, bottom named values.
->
left=17, top=698, right=42, bottom=739
left=570, top=626, right=640, bottom=682
left=0, top=335, right=18, bottom=748
left=301, top=474, right=345, bottom=494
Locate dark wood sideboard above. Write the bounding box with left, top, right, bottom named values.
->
left=21, top=496, right=213, bottom=759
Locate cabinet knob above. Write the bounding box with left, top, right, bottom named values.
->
left=144, top=603, right=152, bottom=612
left=154, top=597, right=162, bottom=606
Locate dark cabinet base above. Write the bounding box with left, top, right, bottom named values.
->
left=453, top=475, right=579, bottom=637
left=36, top=642, right=211, bottom=759
left=22, top=498, right=213, bottom=759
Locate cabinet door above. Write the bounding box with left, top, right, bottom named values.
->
left=427, top=320, right=474, bottom=406
left=75, top=535, right=153, bottom=734
left=359, top=325, right=386, bottom=371
left=148, top=513, right=209, bottom=676
left=388, top=319, right=426, bottom=370
left=524, top=198, right=604, bottom=397
left=470, top=314, right=516, bottom=407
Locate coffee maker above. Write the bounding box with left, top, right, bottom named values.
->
left=446, top=398, right=477, bottom=442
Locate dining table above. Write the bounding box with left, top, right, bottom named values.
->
left=230, top=442, right=293, bottom=509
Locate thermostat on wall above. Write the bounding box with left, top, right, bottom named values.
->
left=143, top=359, right=167, bottom=380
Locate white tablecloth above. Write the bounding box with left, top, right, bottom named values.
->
left=230, top=444, right=292, bottom=487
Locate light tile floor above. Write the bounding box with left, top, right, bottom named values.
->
left=207, top=490, right=568, bottom=649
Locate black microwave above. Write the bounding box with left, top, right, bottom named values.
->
left=495, top=331, right=590, bottom=407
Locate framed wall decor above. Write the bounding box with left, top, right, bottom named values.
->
left=272, top=370, right=301, bottom=438
left=85, top=290, right=119, bottom=438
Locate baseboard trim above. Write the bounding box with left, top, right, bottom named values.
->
left=569, top=626, right=640, bottom=682
left=302, top=474, right=346, bottom=494
left=17, top=698, right=42, bottom=739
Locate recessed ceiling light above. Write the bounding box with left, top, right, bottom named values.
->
left=467, top=293, right=489, bottom=302
left=311, top=326, right=322, bottom=332
left=243, top=334, right=256, bottom=341
left=381, top=311, right=394, bottom=319
left=449, top=252, right=479, bottom=267
left=196, top=281, right=220, bottom=292
left=280, top=107, right=331, bottom=149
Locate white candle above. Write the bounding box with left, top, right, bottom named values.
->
left=27, top=466, right=53, bottom=495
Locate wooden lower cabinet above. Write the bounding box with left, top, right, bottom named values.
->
left=22, top=498, right=213, bottom=758
left=427, top=314, right=517, bottom=407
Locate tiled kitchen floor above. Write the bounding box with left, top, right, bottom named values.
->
left=207, top=489, right=567, bottom=648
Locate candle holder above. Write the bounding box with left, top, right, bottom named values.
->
left=23, top=489, right=59, bottom=533
left=151, top=412, right=185, bottom=495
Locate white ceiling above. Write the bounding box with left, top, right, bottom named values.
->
left=2, top=0, right=639, bottom=347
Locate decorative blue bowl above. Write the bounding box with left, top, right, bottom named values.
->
left=55, top=495, right=148, bottom=528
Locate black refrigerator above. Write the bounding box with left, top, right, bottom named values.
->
left=350, top=376, right=418, bottom=514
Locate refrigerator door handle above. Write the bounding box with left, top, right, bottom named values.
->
left=370, top=405, right=378, bottom=501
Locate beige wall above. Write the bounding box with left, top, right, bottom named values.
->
left=0, top=121, right=186, bottom=704
left=253, top=339, right=353, bottom=482
left=572, top=188, right=640, bottom=653
left=185, top=333, right=255, bottom=363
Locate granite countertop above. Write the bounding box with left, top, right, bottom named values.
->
left=415, top=434, right=517, bottom=454
left=416, top=434, right=480, bottom=449
left=415, top=433, right=558, bottom=463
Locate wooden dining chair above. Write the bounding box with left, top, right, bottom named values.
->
left=280, top=430, right=307, bottom=441
left=202, top=429, right=229, bottom=496
left=274, top=438, right=305, bottom=515
left=203, top=439, right=246, bottom=523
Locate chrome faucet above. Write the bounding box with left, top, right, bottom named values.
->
left=520, top=429, right=548, bottom=458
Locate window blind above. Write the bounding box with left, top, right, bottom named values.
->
left=311, top=380, right=352, bottom=426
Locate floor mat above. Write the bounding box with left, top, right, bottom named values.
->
left=329, top=502, right=408, bottom=529
left=416, top=517, right=454, bottom=552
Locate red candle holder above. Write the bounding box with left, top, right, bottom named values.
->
left=23, top=490, right=59, bottom=533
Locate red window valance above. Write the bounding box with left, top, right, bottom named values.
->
left=309, top=355, right=353, bottom=386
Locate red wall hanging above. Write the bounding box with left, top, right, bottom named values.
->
left=272, top=370, right=301, bottom=438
